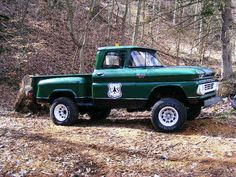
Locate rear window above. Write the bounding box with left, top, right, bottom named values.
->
left=102, top=52, right=125, bottom=69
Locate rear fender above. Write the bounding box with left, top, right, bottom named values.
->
left=49, top=89, right=76, bottom=103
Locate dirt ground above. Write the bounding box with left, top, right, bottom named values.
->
left=0, top=101, right=236, bottom=177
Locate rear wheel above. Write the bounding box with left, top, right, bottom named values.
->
left=151, top=98, right=187, bottom=132
left=88, top=109, right=111, bottom=121
left=50, top=97, right=78, bottom=125
left=187, top=105, right=202, bottom=120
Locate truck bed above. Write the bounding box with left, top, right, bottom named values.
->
left=31, top=74, right=92, bottom=102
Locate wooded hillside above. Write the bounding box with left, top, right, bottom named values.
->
left=1, top=0, right=236, bottom=82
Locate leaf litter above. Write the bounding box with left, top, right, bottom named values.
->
left=0, top=100, right=235, bottom=176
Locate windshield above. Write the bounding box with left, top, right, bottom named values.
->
left=129, top=50, right=162, bottom=67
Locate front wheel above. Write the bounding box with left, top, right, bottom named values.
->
left=50, top=97, right=78, bottom=126
left=151, top=98, right=187, bottom=132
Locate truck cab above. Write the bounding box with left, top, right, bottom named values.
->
left=29, top=46, right=221, bottom=132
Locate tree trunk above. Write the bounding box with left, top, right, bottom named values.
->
left=79, top=39, right=86, bottom=73
left=78, top=0, right=97, bottom=73
left=193, top=3, right=198, bottom=31
left=176, top=34, right=181, bottom=65
left=127, top=2, right=131, bottom=35
left=132, top=0, right=142, bottom=45
left=108, top=0, right=115, bottom=39
left=149, top=0, right=156, bottom=30
left=232, top=0, right=236, bottom=62
left=141, top=0, right=146, bottom=39
left=173, top=0, right=177, bottom=25
left=121, top=0, right=129, bottom=45
left=221, top=0, right=233, bottom=79
left=65, top=0, right=81, bottom=48
left=115, top=0, right=120, bottom=25
left=150, top=0, right=156, bottom=47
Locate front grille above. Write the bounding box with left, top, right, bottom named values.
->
left=197, top=82, right=218, bottom=95
left=204, top=83, right=214, bottom=91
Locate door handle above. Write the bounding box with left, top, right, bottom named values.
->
left=97, top=72, right=104, bottom=77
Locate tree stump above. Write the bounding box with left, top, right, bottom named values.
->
left=14, top=75, right=48, bottom=113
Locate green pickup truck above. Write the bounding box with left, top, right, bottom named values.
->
left=27, top=46, right=221, bottom=132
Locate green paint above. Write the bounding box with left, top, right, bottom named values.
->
left=31, top=46, right=218, bottom=109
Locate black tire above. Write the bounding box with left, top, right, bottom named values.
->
left=50, top=97, right=78, bottom=126
left=151, top=98, right=187, bottom=132
left=88, top=109, right=111, bottom=121
left=187, top=105, right=201, bottom=120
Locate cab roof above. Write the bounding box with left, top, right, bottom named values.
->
left=98, top=46, right=156, bottom=51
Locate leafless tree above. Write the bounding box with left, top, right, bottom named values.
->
left=121, top=0, right=129, bottom=45
left=132, top=0, right=142, bottom=45
left=221, top=0, right=234, bottom=79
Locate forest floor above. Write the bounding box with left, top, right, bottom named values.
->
left=0, top=100, right=236, bottom=176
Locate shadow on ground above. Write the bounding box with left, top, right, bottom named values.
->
left=3, top=110, right=236, bottom=138
left=72, top=116, right=236, bottom=138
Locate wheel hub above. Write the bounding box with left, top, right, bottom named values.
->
left=158, top=106, right=179, bottom=126
left=54, top=104, right=69, bottom=121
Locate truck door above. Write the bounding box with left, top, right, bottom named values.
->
left=92, top=50, right=148, bottom=108
left=93, top=50, right=137, bottom=107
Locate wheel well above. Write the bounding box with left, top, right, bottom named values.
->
left=147, top=86, right=188, bottom=108
left=49, top=91, right=75, bottom=104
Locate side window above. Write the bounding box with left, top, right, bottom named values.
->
left=103, top=52, right=124, bottom=69
left=129, top=50, right=160, bottom=67
left=129, top=51, right=145, bottom=67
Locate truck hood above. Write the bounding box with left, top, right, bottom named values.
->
left=147, top=66, right=214, bottom=81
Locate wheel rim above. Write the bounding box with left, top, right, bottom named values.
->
left=158, top=106, right=179, bottom=127
left=54, top=104, right=69, bottom=121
